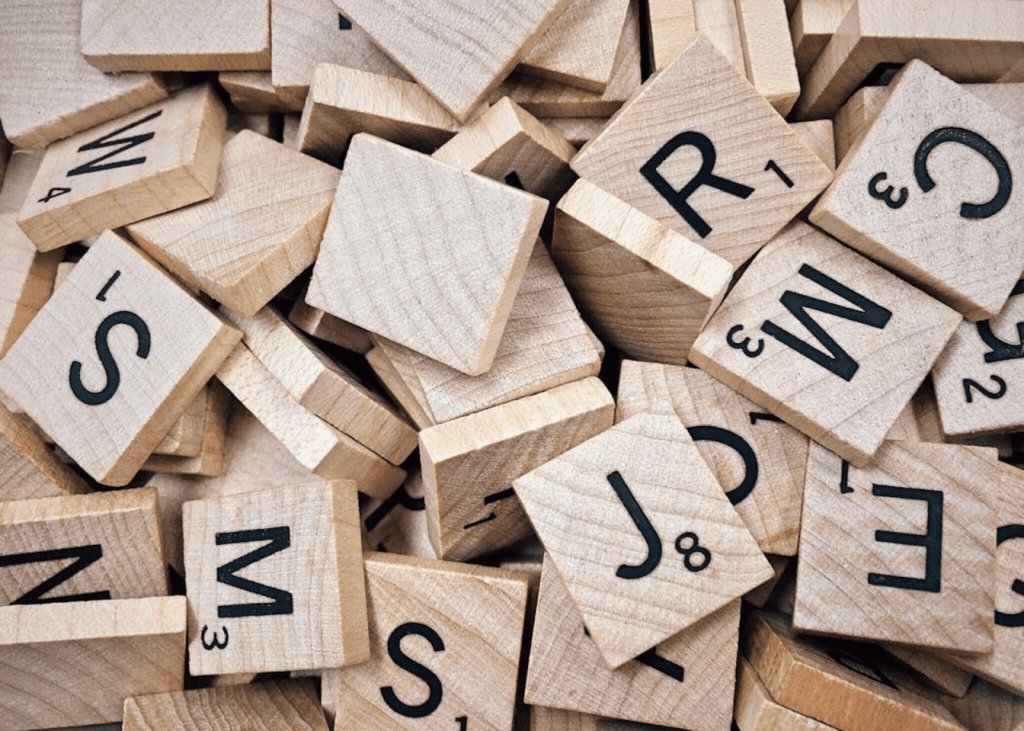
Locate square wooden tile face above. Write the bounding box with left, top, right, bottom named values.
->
left=794, top=440, right=998, bottom=653
left=0, top=230, right=241, bottom=486
left=689, top=221, right=961, bottom=467
left=307, top=133, right=546, bottom=376
left=810, top=60, right=1024, bottom=321
left=513, top=413, right=771, bottom=668
left=184, top=480, right=368, bottom=675
left=571, top=32, right=833, bottom=268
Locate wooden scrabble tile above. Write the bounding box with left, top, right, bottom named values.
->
left=0, top=401, right=89, bottom=501
left=0, top=0, right=167, bottom=150
left=288, top=287, right=374, bottom=354
left=734, top=654, right=838, bottom=731
left=832, top=86, right=890, bottom=164
left=0, top=230, right=242, bottom=486
left=794, top=0, right=1024, bottom=120
left=184, top=479, right=368, bottom=676
left=881, top=644, right=973, bottom=698
left=689, top=221, right=961, bottom=467
left=910, top=377, right=1014, bottom=457
left=307, top=134, right=545, bottom=377
left=971, top=84, right=1024, bottom=126
left=794, top=440, right=998, bottom=652
left=295, top=64, right=466, bottom=167
left=571, top=33, right=833, bottom=268
left=214, top=343, right=406, bottom=498
left=551, top=177, right=734, bottom=365
left=123, top=678, right=327, bottom=731
left=152, top=385, right=208, bottom=457
left=0, top=214, right=60, bottom=357
left=529, top=706, right=600, bottom=730
left=515, top=413, right=772, bottom=668
left=948, top=461, right=1024, bottom=696
left=524, top=554, right=741, bottom=729
left=519, top=0, right=631, bottom=93
left=321, top=552, right=529, bottom=730
left=541, top=117, right=609, bottom=148
left=810, top=61, right=1024, bottom=321
left=745, top=554, right=792, bottom=608
left=361, top=472, right=437, bottom=558
left=735, top=0, right=801, bottom=116
left=143, top=379, right=232, bottom=476
left=790, top=119, right=836, bottom=171
left=617, top=361, right=807, bottom=556
left=219, top=71, right=301, bottom=113
left=368, top=240, right=603, bottom=425
left=420, top=377, right=614, bottom=562
left=80, top=0, right=270, bottom=72
left=0, top=149, right=44, bottom=214
left=790, top=0, right=853, bottom=78
left=932, top=283, right=1024, bottom=437
left=18, top=83, right=227, bottom=252
left=327, top=0, right=572, bottom=122
left=945, top=678, right=1024, bottom=731
left=0, top=595, right=186, bottom=731
left=743, top=609, right=965, bottom=731
left=1001, top=59, right=1024, bottom=82
left=126, top=130, right=340, bottom=318
left=432, top=97, right=577, bottom=201
left=693, top=0, right=746, bottom=74
left=271, top=0, right=409, bottom=108
left=646, top=0, right=697, bottom=72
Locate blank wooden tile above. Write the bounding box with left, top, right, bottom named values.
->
left=946, top=678, right=1024, bottom=731
left=572, top=33, right=833, bottom=268
left=0, top=486, right=165, bottom=604
left=361, top=472, right=437, bottom=558
left=790, top=120, right=836, bottom=171
left=322, top=552, right=529, bottom=730
left=80, top=0, right=270, bottom=72
left=833, top=85, right=890, bottom=164
left=743, top=609, right=965, bottom=731
left=734, top=654, right=838, bottom=731
left=18, top=84, right=227, bottom=252
left=327, top=0, right=572, bottom=121
left=881, top=644, right=972, bottom=698
left=810, top=61, right=1024, bottom=321
left=184, top=479, right=368, bottom=676
left=143, top=379, right=232, bottom=477
left=0, top=595, right=186, bottom=731
left=365, top=343, right=438, bottom=430
left=214, top=343, right=406, bottom=498
left=123, top=678, right=327, bottom=731
left=515, top=413, right=772, bottom=668
left=307, top=133, right=545, bottom=376
left=420, top=377, right=615, bottom=562
left=0, top=401, right=89, bottom=501
left=0, top=230, right=243, bottom=486
left=288, top=286, right=373, bottom=354
left=689, top=221, right=961, bottom=467
left=0, top=213, right=59, bottom=357
left=794, top=440, right=998, bottom=653
left=219, top=71, right=301, bottom=113
left=735, top=0, right=801, bottom=115
left=794, top=0, right=1024, bottom=120
left=525, top=555, right=740, bottom=729
left=0, top=0, right=167, bottom=150
left=790, top=0, right=853, bottom=78
left=551, top=177, right=734, bottom=365
left=646, top=0, right=697, bottom=72
left=693, top=0, right=746, bottom=73
left=617, top=361, right=807, bottom=556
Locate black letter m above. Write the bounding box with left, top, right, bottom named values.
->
left=216, top=527, right=294, bottom=618
left=67, top=109, right=163, bottom=177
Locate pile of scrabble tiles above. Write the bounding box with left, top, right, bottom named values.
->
left=1, top=0, right=1023, bottom=729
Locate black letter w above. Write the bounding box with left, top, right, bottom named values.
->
left=216, top=527, right=294, bottom=618
left=67, top=109, right=163, bottom=177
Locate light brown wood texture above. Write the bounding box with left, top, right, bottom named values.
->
left=551, top=177, right=734, bottom=365
left=219, top=71, right=301, bottom=113
left=0, top=486, right=165, bottom=604
left=432, top=97, right=578, bottom=201
left=125, top=129, right=339, bottom=318
left=321, top=552, right=529, bottom=730
left=18, top=84, right=227, bottom=252
left=617, top=361, right=808, bottom=556
left=271, top=0, right=409, bottom=108
left=368, top=240, right=602, bottom=426
left=832, top=85, right=889, bottom=164
left=420, top=377, right=615, bottom=562
left=693, top=0, right=746, bottom=73
left=529, top=706, right=600, bottom=730
left=514, top=413, right=772, bottom=668
left=152, top=385, right=208, bottom=457
left=184, top=479, right=368, bottom=676
left=1000, top=58, right=1024, bottom=82
left=911, top=377, right=1014, bottom=458
left=325, top=0, right=572, bottom=122
left=790, top=0, right=854, bottom=78
left=123, top=678, right=328, bottom=731
left=743, top=609, right=966, bottom=731
left=0, top=149, right=44, bottom=214
left=0, top=230, right=243, bottom=486
left=946, top=678, right=1024, bottom=731
left=224, top=306, right=416, bottom=465
left=689, top=221, right=962, bottom=468
left=794, top=440, right=998, bottom=653
left=0, top=213, right=59, bottom=357
left=734, top=654, right=839, bottom=731
left=0, top=595, right=186, bottom=731
left=970, top=84, right=1024, bottom=126
left=288, top=286, right=374, bottom=354
left=525, top=554, right=741, bottom=729
left=745, top=554, right=792, bottom=608
left=646, top=0, right=697, bottom=72
left=519, top=0, right=631, bottom=93
left=361, top=472, right=437, bottom=558
left=0, top=401, right=89, bottom=501
left=571, top=33, right=833, bottom=268
left=142, top=379, right=232, bottom=476
left=214, top=343, right=406, bottom=499
left=225, top=110, right=274, bottom=140
left=0, top=0, right=167, bottom=150
left=541, top=117, right=609, bottom=148
left=794, top=0, right=1024, bottom=120
left=80, top=0, right=270, bottom=72
left=307, top=133, right=545, bottom=377
left=810, top=61, right=1024, bottom=322
left=296, top=64, right=467, bottom=167
left=735, top=0, right=801, bottom=115
left=881, top=644, right=973, bottom=698
left=790, top=120, right=836, bottom=170
left=365, top=344, right=437, bottom=430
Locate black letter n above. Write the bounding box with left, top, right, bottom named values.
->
left=67, top=109, right=163, bottom=177
left=216, top=527, right=294, bottom=618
